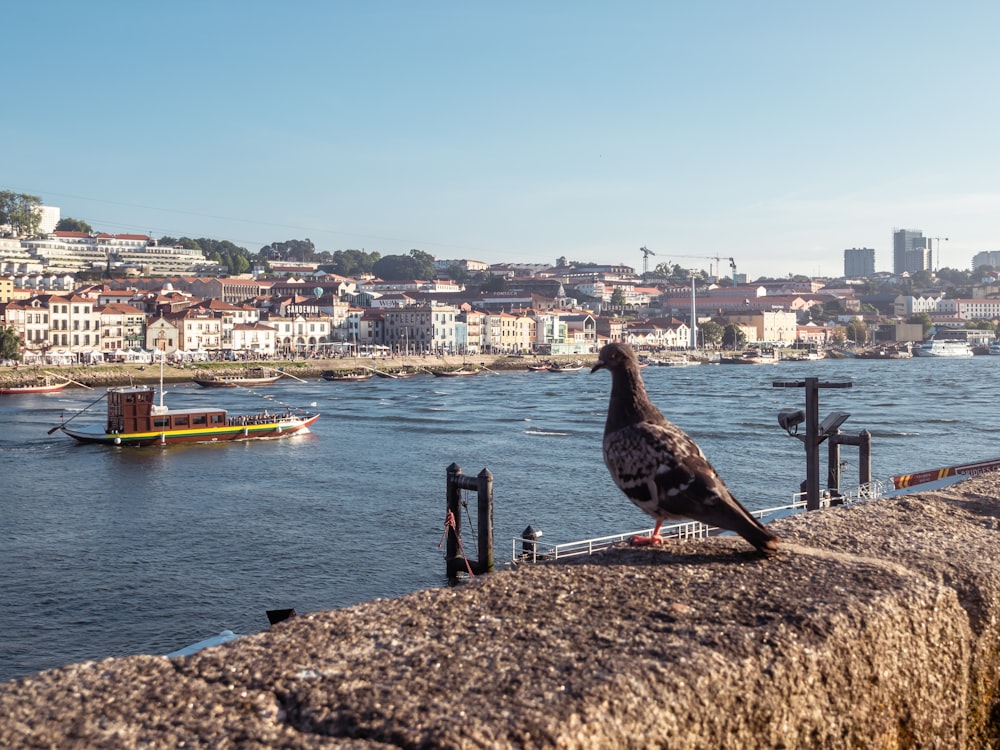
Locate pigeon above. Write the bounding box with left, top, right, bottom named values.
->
left=591, top=342, right=780, bottom=556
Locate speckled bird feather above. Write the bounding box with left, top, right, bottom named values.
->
left=604, top=419, right=742, bottom=522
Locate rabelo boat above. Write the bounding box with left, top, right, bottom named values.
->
left=56, top=384, right=319, bottom=447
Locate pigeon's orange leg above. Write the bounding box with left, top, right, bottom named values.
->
left=632, top=519, right=664, bottom=546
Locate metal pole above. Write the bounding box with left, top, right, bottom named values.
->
left=804, top=377, right=820, bottom=510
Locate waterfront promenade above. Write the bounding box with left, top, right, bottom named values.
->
left=3, top=473, right=1000, bottom=747
left=0, top=352, right=568, bottom=389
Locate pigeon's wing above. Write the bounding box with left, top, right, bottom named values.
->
left=604, top=421, right=750, bottom=523
left=603, top=421, right=701, bottom=502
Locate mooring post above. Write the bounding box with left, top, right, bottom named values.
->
left=827, top=426, right=842, bottom=496
left=859, top=430, right=872, bottom=485
left=829, top=429, right=875, bottom=495
left=445, top=463, right=464, bottom=580
left=445, top=463, right=495, bottom=579
left=476, top=468, right=494, bottom=573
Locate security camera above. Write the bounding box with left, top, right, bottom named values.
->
left=778, top=408, right=806, bottom=435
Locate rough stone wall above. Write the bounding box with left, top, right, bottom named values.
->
left=3, top=474, right=1000, bottom=748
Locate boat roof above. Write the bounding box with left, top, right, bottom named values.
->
left=157, top=406, right=229, bottom=416
left=106, top=386, right=229, bottom=415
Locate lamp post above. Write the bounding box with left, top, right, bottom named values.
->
left=773, top=377, right=856, bottom=510
left=689, top=274, right=697, bottom=351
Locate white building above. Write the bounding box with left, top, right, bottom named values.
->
left=231, top=322, right=278, bottom=356
left=266, top=314, right=335, bottom=355
left=17, top=232, right=207, bottom=276
left=99, top=302, right=147, bottom=354
left=937, top=298, right=1000, bottom=321
left=0, top=238, right=42, bottom=275
left=38, top=205, right=60, bottom=234
left=893, top=295, right=942, bottom=317
left=382, top=305, right=458, bottom=354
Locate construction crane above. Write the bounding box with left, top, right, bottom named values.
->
left=642, top=248, right=738, bottom=283
left=640, top=245, right=656, bottom=275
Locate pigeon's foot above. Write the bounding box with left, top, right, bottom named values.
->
left=631, top=533, right=663, bottom=546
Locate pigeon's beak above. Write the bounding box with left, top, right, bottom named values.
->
left=590, top=358, right=606, bottom=373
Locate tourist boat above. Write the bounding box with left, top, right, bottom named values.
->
left=192, top=366, right=284, bottom=388
left=321, top=370, right=373, bottom=382
left=912, top=340, right=974, bottom=358
left=1, top=375, right=72, bottom=395
left=988, top=341, right=1000, bottom=355
left=55, top=384, right=320, bottom=446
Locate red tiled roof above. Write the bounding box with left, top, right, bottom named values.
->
left=99, top=302, right=146, bottom=314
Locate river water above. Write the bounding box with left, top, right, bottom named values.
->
left=1, top=356, right=997, bottom=681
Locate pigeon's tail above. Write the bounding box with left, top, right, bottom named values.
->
left=700, top=503, right=780, bottom=556
left=740, top=522, right=780, bottom=557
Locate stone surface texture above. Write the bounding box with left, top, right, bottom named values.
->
left=4, top=474, right=1000, bottom=748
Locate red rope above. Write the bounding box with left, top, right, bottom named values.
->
left=439, top=509, right=474, bottom=577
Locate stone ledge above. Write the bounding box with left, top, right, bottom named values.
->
left=3, top=474, right=1000, bottom=748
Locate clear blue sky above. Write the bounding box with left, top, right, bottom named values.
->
left=4, top=1, right=998, bottom=279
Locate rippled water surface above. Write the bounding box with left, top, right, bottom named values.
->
left=1, top=356, right=996, bottom=680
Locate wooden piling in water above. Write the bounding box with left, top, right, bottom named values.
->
left=445, top=463, right=494, bottom=579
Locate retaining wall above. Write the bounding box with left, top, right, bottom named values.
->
left=4, top=474, right=1000, bottom=748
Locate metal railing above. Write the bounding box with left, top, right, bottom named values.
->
left=511, top=482, right=890, bottom=566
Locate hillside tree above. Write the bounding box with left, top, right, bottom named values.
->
left=0, top=191, right=43, bottom=237
left=372, top=249, right=436, bottom=280
left=56, top=217, right=93, bottom=233
left=0, top=326, right=23, bottom=361
left=325, top=249, right=381, bottom=277
left=263, top=239, right=318, bottom=263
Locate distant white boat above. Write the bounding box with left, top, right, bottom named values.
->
left=988, top=341, right=1000, bottom=356
left=718, top=348, right=779, bottom=365
left=912, top=340, right=974, bottom=358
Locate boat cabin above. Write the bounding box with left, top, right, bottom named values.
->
left=106, top=387, right=228, bottom=434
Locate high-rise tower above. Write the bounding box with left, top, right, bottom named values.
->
left=892, top=229, right=928, bottom=274
left=844, top=247, right=875, bottom=277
